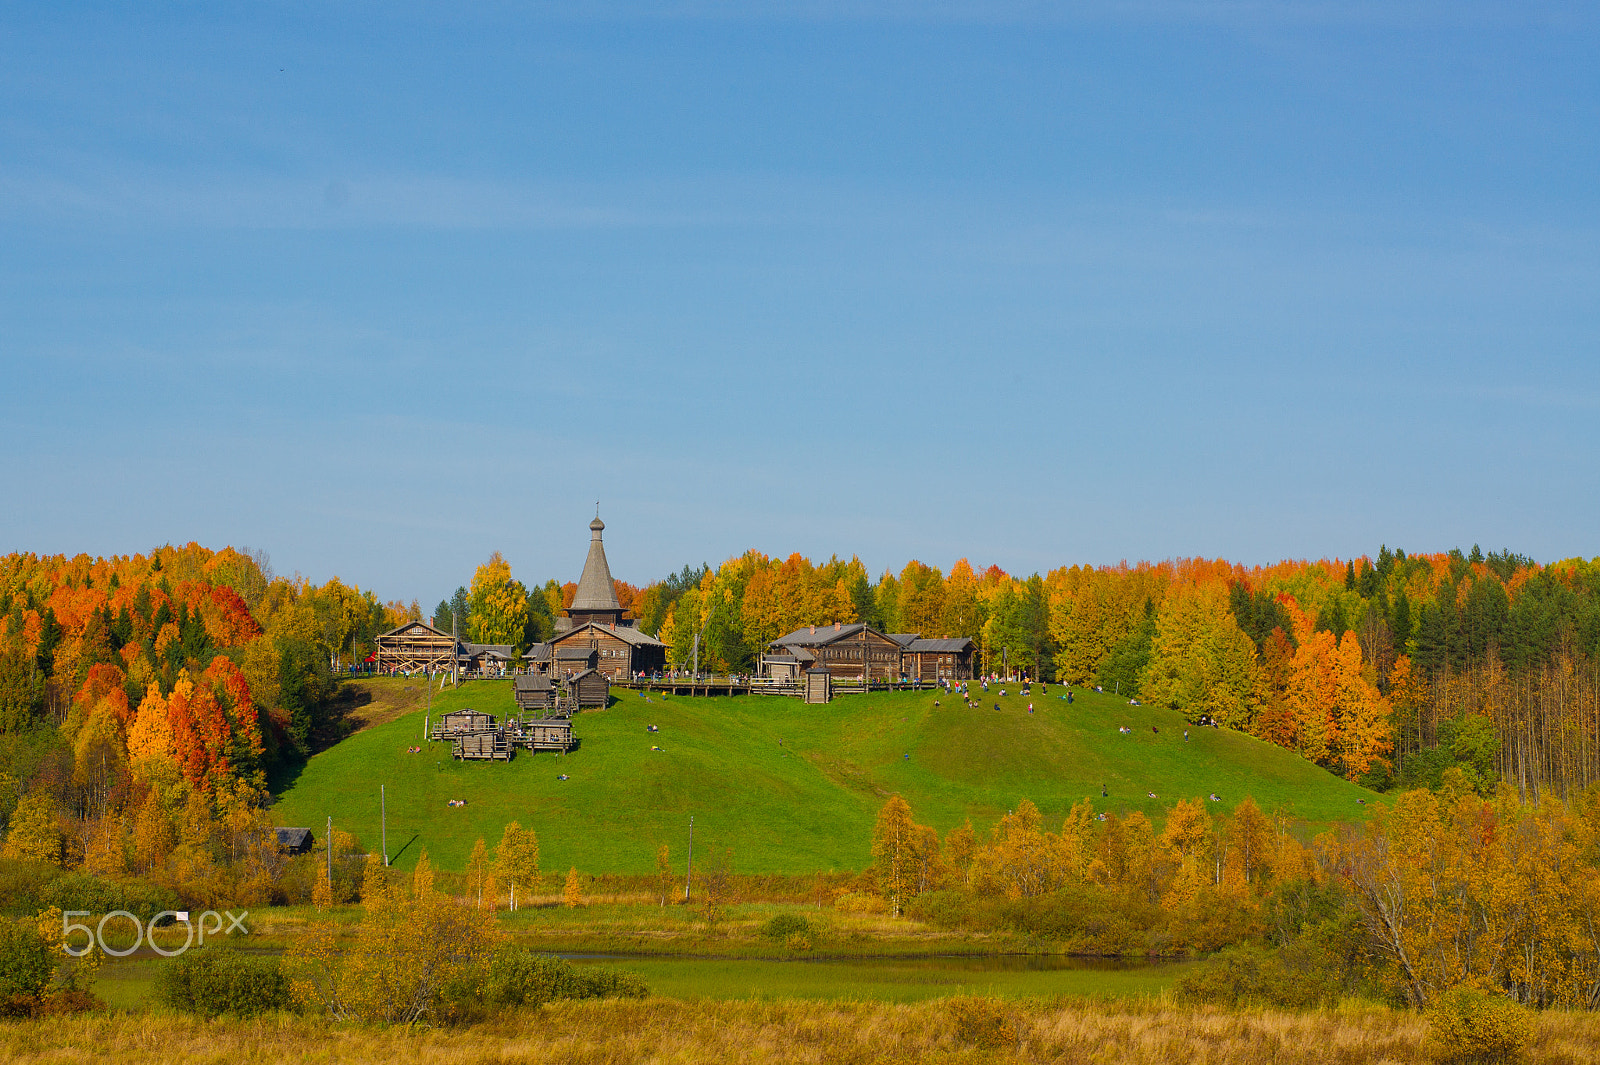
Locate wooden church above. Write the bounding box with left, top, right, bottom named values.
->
left=525, top=514, right=668, bottom=682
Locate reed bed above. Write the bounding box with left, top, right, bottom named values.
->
left=5, top=998, right=1600, bottom=1065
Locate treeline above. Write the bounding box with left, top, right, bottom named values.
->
left=865, top=780, right=1600, bottom=1010
left=635, top=546, right=1600, bottom=795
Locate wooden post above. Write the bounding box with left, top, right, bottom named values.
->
left=684, top=815, right=694, bottom=901
left=381, top=785, right=388, bottom=866
left=326, top=815, right=332, bottom=884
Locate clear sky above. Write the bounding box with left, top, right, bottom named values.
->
left=3, top=2, right=1597, bottom=605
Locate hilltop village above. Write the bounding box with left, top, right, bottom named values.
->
left=372, top=515, right=978, bottom=702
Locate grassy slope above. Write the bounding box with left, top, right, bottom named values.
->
left=270, top=677, right=1379, bottom=873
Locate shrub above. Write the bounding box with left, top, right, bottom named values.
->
left=0, top=860, right=61, bottom=918
left=1426, top=988, right=1533, bottom=1064
left=760, top=913, right=811, bottom=940
left=946, top=996, right=1016, bottom=1050
left=477, top=949, right=647, bottom=1010
left=38, top=872, right=180, bottom=924
left=159, top=948, right=291, bottom=1018
left=1174, top=944, right=1341, bottom=1009
left=0, top=918, right=52, bottom=1016
left=784, top=932, right=812, bottom=951
left=834, top=891, right=888, bottom=914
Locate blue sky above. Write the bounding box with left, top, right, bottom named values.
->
left=3, top=2, right=1596, bottom=605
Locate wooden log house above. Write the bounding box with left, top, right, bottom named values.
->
left=767, top=622, right=908, bottom=683
left=570, top=668, right=611, bottom=708
left=461, top=643, right=514, bottom=676
left=903, top=637, right=976, bottom=681
left=513, top=674, right=556, bottom=713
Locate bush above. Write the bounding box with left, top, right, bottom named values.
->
left=38, top=872, right=181, bottom=924
left=834, top=891, right=888, bottom=914
left=1426, top=988, right=1533, bottom=1064
left=0, top=860, right=62, bottom=918
left=477, top=949, right=648, bottom=1010
left=159, top=948, right=291, bottom=1018
left=760, top=913, right=811, bottom=940
left=1174, top=944, right=1341, bottom=1009
left=0, top=918, right=52, bottom=1016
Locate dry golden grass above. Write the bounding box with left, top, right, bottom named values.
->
left=5, top=999, right=1600, bottom=1065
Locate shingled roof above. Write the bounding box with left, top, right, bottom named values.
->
left=907, top=637, right=975, bottom=653
left=772, top=622, right=870, bottom=647
left=554, top=621, right=666, bottom=648
left=570, top=515, right=622, bottom=613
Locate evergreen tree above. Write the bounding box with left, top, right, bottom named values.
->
left=1095, top=599, right=1156, bottom=696
left=1391, top=590, right=1413, bottom=652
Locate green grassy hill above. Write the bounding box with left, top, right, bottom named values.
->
left=269, top=677, right=1379, bottom=874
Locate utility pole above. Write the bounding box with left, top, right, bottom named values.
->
left=692, top=630, right=700, bottom=678
left=381, top=785, right=388, bottom=866
left=326, top=815, right=332, bottom=884
left=684, top=815, right=694, bottom=901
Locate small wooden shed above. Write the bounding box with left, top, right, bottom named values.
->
left=514, top=674, right=556, bottom=712
left=803, top=667, right=832, bottom=704
left=433, top=708, right=496, bottom=741
left=274, top=827, right=314, bottom=854
left=454, top=729, right=512, bottom=761
left=570, top=668, right=610, bottom=708
left=517, top=718, right=576, bottom=752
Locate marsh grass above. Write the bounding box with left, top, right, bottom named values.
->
left=6, top=998, right=1600, bottom=1065
left=240, top=901, right=1026, bottom=959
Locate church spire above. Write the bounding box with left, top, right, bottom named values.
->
left=569, top=510, right=622, bottom=618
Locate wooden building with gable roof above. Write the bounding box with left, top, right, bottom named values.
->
left=527, top=514, right=667, bottom=682
left=903, top=637, right=976, bottom=681
left=766, top=622, right=906, bottom=683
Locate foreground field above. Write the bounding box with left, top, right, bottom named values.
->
left=270, top=677, right=1379, bottom=871
left=8, top=999, right=1600, bottom=1065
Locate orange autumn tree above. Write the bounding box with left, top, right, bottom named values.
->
left=165, top=658, right=262, bottom=789
left=1333, top=630, right=1393, bottom=780
left=1272, top=596, right=1392, bottom=779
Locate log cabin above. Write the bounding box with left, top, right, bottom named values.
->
left=513, top=673, right=556, bottom=713
left=461, top=643, right=514, bottom=676
left=767, top=622, right=907, bottom=683
left=903, top=637, right=976, bottom=681
left=570, top=668, right=610, bottom=708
